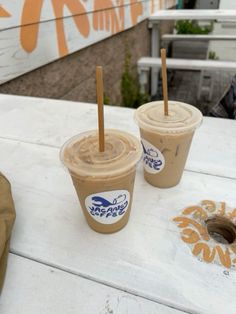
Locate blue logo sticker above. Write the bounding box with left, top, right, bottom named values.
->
left=141, top=138, right=165, bottom=174
left=85, top=190, right=130, bottom=224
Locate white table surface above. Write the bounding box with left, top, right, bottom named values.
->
left=0, top=95, right=236, bottom=313
left=0, top=254, right=180, bottom=314
left=0, top=94, right=235, bottom=179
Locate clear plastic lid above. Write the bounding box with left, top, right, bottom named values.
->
left=60, top=129, right=142, bottom=178
left=135, top=101, right=203, bottom=134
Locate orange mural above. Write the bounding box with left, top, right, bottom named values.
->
left=150, top=0, right=155, bottom=14
left=130, top=0, right=143, bottom=26
left=93, top=0, right=125, bottom=34
left=1, top=1, right=180, bottom=84
left=173, top=200, right=236, bottom=269
left=0, top=6, right=11, bottom=17
left=20, top=0, right=144, bottom=57
left=20, top=0, right=44, bottom=54
left=21, top=0, right=90, bottom=57
left=93, top=0, right=143, bottom=35
left=159, top=0, right=164, bottom=10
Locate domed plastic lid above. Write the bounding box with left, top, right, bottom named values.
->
left=60, top=129, right=142, bottom=178
left=135, top=101, right=203, bottom=134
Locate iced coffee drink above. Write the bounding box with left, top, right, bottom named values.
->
left=60, top=129, right=142, bottom=233
left=135, top=101, right=202, bottom=188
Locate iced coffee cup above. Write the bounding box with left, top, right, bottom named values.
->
left=135, top=101, right=203, bottom=188
left=60, top=129, right=142, bottom=233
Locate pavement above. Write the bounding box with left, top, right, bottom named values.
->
left=167, top=69, right=234, bottom=115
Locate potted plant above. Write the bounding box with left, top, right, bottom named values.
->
left=171, top=20, right=213, bottom=60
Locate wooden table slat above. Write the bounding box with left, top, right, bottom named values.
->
left=0, top=254, right=180, bottom=314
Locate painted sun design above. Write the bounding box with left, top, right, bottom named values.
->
left=173, top=200, right=236, bottom=269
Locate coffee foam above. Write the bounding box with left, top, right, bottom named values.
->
left=135, top=101, right=202, bottom=134
left=60, top=129, right=142, bottom=178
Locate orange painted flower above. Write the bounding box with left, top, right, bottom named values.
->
left=0, top=6, right=11, bottom=17
left=173, top=200, right=236, bottom=269
left=93, top=0, right=125, bottom=34
left=20, top=0, right=90, bottom=57
left=93, top=0, right=143, bottom=34
left=150, top=0, right=155, bottom=14
left=130, top=0, right=143, bottom=26
left=159, top=0, right=164, bottom=10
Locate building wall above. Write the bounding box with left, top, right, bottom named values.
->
left=0, top=0, right=178, bottom=84
left=0, top=0, right=177, bottom=105
left=0, top=20, right=151, bottom=105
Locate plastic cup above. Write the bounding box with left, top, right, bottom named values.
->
left=60, top=129, right=142, bottom=233
left=135, top=101, right=203, bottom=188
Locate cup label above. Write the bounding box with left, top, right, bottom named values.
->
left=141, top=138, right=165, bottom=174
left=85, top=190, right=130, bottom=224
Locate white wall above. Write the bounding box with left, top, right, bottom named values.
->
left=0, top=0, right=177, bottom=85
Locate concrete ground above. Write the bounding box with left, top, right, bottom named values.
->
left=166, top=69, right=235, bottom=115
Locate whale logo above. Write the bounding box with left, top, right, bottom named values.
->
left=85, top=191, right=130, bottom=224
left=141, top=138, right=165, bottom=174
left=142, top=142, right=158, bottom=158
left=92, top=194, right=127, bottom=207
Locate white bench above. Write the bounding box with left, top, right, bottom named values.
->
left=138, top=57, right=236, bottom=100
left=148, top=9, right=236, bottom=96
left=149, top=9, right=236, bottom=22
left=219, top=0, right=236, bottom=23
left=138, top=57, right=236, bottom=71
left=162, top=34, right=236, bottom=42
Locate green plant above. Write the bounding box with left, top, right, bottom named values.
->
left=208, top=50, right=219, bottom=60
left=175, top=20, right=213, bottom=34
left=104, top=94, right=110, bottom=105
left=121, top=52, right=149, bottom=108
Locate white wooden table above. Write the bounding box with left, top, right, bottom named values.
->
left=0, top=95, right=236, bottom=313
